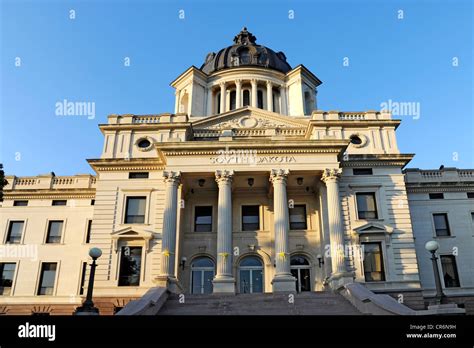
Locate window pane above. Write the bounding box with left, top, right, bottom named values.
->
left=363, top=243, right=385, bottom=282
left=0, top=263, right=16, bottom=296
left=242, top=205, right=259, bottom=231
left=191, top=257, right=214, bottom=268
left=243, top=90, right=250, bottom=106
left=79, top=262, right=87, bottom=295
left=240, top=256, right=262, bottom=267
left=257, top=90, right=263, bottom=109
left=195, top=206, right=212, bottom=232
left=433, top=214, right=450, bottom=236
left=52, top=200, right=67, bottom=206
left=441, top=256, right=460, bottom=288
left=290, top=255, right=309, bottom=266
left=118, top=246, right=142, bottom=286
left=37, top=263, right=57, bottom=295
left=300, top=269, right=311, bottom=292
left=13, top=200, right=28, bottom=206
left=47, top=221, right=63, bottom=243
left=230, top=91, right=236, bottom=110
left=290, top=205, right=307, bottom=230
left=203, top=271, right=214, bottom=294
left=125, top=197, right=146, bottom=224
left=7, top=221, right=24, bottom=244
left=357, top=193, right=378, bottom=219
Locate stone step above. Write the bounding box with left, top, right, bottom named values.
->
left=158, top=291, right=360, bottom=315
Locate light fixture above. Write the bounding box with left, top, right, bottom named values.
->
left=317, top=254, right=324, bottom=268
left=297, top=177, right=304, bottom=185
left=180, top=256, right=187, bottom=271
left=74, top=248, right=102, bottom=315
left=198, top=179, right=205, bottom=187
left=424, top=240, right=446, bottom=305
left=248, top=244, right=256, bottom=251
left=247, top=178, right=254, bottom=187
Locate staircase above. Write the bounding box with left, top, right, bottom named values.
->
left=157, top=291, right=361, bottom=315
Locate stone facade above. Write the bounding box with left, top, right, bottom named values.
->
left=0, top=28, right=471, bottom=315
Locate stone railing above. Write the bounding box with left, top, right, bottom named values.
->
left=312, top=110, right=392, bottom=121
left=132, top=115, right=161, bottom=124
left=107, top=113, right=188, bottom=125
left=5, top=174, right=97, bottom=190
left=404, top=168, right=474, bottom=183
left=338, top=112, right=365, bottom=120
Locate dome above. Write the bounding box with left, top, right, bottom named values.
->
left=200, top=27, right=292, bottom=75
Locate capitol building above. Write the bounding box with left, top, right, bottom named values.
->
left=1, top=28, right=473, bottom=315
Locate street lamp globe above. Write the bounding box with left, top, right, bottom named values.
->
left=89, top=247, right=102, bottom=259
left=425, top=241, right=439, bottom=252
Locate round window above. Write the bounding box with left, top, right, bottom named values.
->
left=137, top=139, right=151, bottom=149
left=350, top=135, right=363, bottom=145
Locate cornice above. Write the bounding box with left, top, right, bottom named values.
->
left=4, top=189, right=96, bottom=200
left=342, top=154, right=414, bottom=168
left=87, top=158, right=165, bottom=172
left=405, top=183, right=474, bottom=193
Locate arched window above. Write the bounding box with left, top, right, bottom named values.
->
left=304, top=91, right=313, bottom=115
left=239, top=48, right=251, bottom=65
left=230, top=90, right=236, bottom=110
left=257, top=90, right=263, bottom=109
left=243, top=90, right=250, bottom=107
left=290, top=255, right=311, bottom=292
left=239, top=256, right=263, bottom=293
left=179, top=92, right=188, bottom=114
left=191, top=257, right=215, bottom=294
left=272, top=91, right=280, bottom=113
left=216, top=92, right=221, bottom=114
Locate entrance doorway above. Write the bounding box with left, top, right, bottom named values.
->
left=290, top=255, right=311, bottom=292
left=239, top=256, right=263, bottom=293
left=191, top=257, right=215, bottom=294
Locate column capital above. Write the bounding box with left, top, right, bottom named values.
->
left=215, top=170, right=234, bottom=184
left=219, top=81, right=226, bottom=88
left=235, top=79, right=242, bottom=85
left=250, top=78, right=258, bottom=85
left=321, top=168, right=342, bottom=184
left=266, top=80, right=273, bottom=87
left=269, top=169, right=290, bottom=184
left=163, top=170, right=181, bottom=185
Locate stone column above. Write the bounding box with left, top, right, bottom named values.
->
left=235, top=79, right=242, bottom=109
left=156, top=170, right=181, bottom=292
left=269, top=169, right=296, bottom=292
left=266, top=81, right=273, bottom=112
left=219, top=82, right=226, bottom=114
left=321, top=168, right=353, bottom=289
left=251, top=79, right=258, bottom=108
left=174, top=90, right=180, bottom=114
left=213, top=170, right=235, bottom=293
left=279, top=85, right=287, bottom=115
left=207, top=87, right=214, bottom=115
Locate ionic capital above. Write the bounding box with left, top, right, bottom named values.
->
left=163, top=170, right=181, bottom=185
left=269, top=169, right=290, bottom=184
left=321, top=168, right=342, bottom=184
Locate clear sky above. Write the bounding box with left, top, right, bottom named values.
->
left=1, top=0, right=472, bottom=176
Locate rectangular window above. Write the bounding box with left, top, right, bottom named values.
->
left=429, top=193, right=444, bottom=199
left=6, top=221, right=24, bottom=244
left=195, top=206, right=213, bottom=232
left=37, top=263, right=57, bottom=295
left=13, top=200, right=28, bottom=206
left=85, top=220, right=92, bottom=244
left=79, top=262, right=87, bottom=295
left=118, top=246, right=142, bottom=286
left=91, top=199, right=95, bottom=206
left=356, top=192, right=378, bottom=219
left=290, top=205, right=307, bottom=230
left=440, top=255, right=460, bottom=288
left=362, top=242, right=385, bottom=282
left=129, top=172, right=149, bottom=179
left=46, top=221, right=63, bottom=244
left=0, top=263, right=16, bottom=296
left=467, top=192, right=474, bottom=199
left=242, top=205, right=260, bottom=231
left=124, top=197, right=146, bottom=224
left=353, top=168, right=373, bottom=175
left=433, top=213, right=450, bottom=237
left=52, top=200, right=67, bottom=206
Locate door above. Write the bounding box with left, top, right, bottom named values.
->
left=191, top=257, right=215, bottom=294
left=290, top=255, right=311, bottom=293
left=239, top=256, right=263, bottom=293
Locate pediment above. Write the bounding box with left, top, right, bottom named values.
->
left=111, top=226, right=160, bottom=252
left=353, top=222, right=394, bottom=235
left=192, top=107, right=308, bottom=130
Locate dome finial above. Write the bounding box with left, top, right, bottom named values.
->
left=233, top=27, right=256, bottom=45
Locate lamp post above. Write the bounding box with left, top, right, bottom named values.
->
left=74, top=247, right=102, bottom=315
left=425, top=241, right=446, bottom=305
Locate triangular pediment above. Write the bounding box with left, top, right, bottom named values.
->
left=192, top=107, right=308, bottom=130
left=353, top=222, right=394, bottom=235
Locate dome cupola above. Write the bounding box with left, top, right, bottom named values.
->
left=200, top=27, right=292, bottom=75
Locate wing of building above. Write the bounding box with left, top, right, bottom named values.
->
left=1, top=28, right=473, bottom=315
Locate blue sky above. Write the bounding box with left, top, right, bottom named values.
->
left=1, top=0, right=472, bottom=176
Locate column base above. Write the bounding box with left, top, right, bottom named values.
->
left=154, top=275, right=183, bottom=294
left=212, top=277, right=236, bottom=294
left=271, top=274, right=296, bottom=292
left=326, top=272, right=354, bottom=291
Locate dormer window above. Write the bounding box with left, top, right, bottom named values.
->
left=239, top=48, right=251, bottom=65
